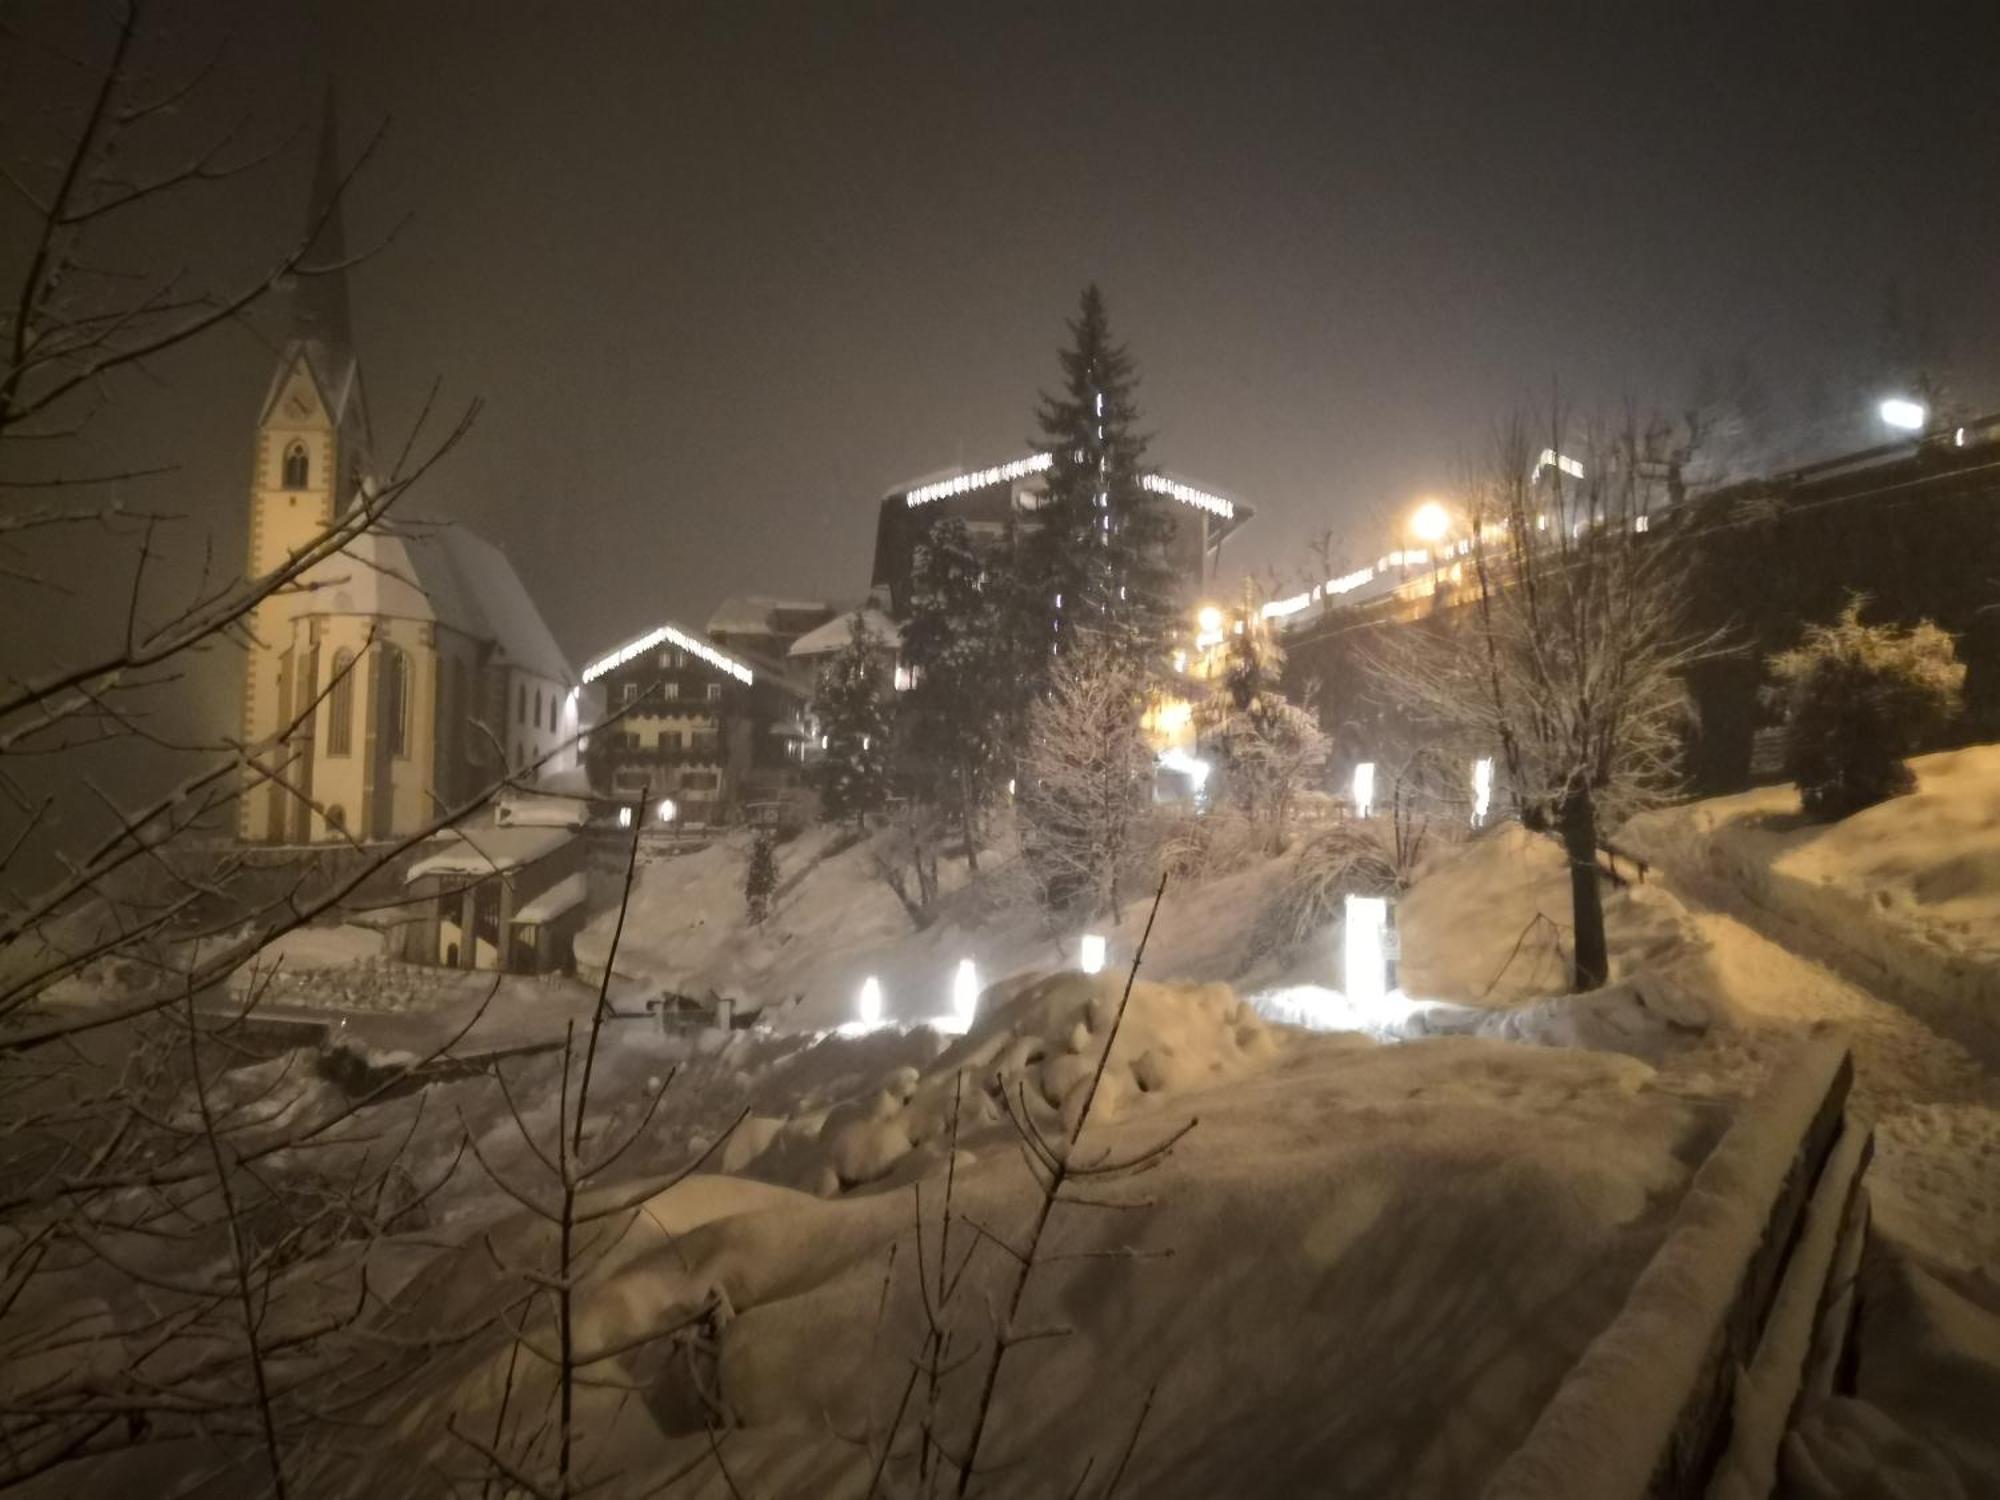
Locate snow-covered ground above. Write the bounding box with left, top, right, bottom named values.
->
left=133, top=748, right=1999, bottom=1495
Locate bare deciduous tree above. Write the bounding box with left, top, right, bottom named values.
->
left=1365, top=411, right=1726, bottom=990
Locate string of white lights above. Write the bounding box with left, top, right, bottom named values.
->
left=904, top=454, right=1053, bottom=507
left=901, top=454, right=1237, bottom=522
left=580, top=623, right=755, bottom=686
left=1138, top=473, right=1235, bottom=519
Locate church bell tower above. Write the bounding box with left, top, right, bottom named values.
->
left=238, top=89, right=373, bottom=841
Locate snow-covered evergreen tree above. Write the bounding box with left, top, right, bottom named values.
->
left=900, top=515, right=1009, bottom=869
left=812, top=631, right=889, bottom=828
left=1019, top=641, right=1151, bottom=922
left=1015, top=284, right=1175, bottom=677
left=1767, top=599, right=1965, bottom=820
left=1202, top=599, right=1327, bottom=844
left=744, top=829, right=777, bottom=923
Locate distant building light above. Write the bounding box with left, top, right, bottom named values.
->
left=616, top=806, right=633, bottom=829
left=1472, top=757, right=1493, bottom=825
left=1635, top=514, right=1650, bottom=533
left=1080, top=933, right=1107, bottom=975
left=1956, top=427, right=1967, bottom=447
left=657, top=798, right=676, bottom=823
left=1879, top=397, right=1927, bottom=432
left=1262, top=592, right=1312, bottom=620
left=1327, top=566, right=1374, bottom=596
left=1352, top=761, right=1376, bottom=819
left=857, top=976, right=883, bottom=1028
left=1159, top=747, right=1211, bottom=793
left=1533, top=448, right=1585, bottom=481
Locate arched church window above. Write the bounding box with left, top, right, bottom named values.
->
left=326, top=649, right=354, bottom=756
left=282, top=441, right=310, bottom=490
left=535, top=688, right=543, bottom=730
left=381, top=645, right=410, bottom=760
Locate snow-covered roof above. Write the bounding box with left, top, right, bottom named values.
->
left=704, top=595, right=832, bottom=636
left=293, top=519, right=573, bottom=684
left=788, top=607, right=902, bottom=659
left=511, top=872, right=589, bottom=925
left=494, top=789, right=589, bottom=829
left=404, top=823, right=575, bottom=883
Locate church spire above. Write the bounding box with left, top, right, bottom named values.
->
left=290, top=84, right=354, bottom=366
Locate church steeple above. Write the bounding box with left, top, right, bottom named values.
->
left=291, top=85, right=355, bottom=368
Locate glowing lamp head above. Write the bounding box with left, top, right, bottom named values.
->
left=857, top=976, right=883, bottom=1028
left=1196, top=605, right=1224, bottom=636
left=1410, top=500, right=1450, bottom=544
left=1080, top=933, right=1107, bottom=975
left=1879, top=397, right=1928, bottom=432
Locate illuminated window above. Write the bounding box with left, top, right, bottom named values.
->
left=706, top=683, right=723, bottom=702
left=281, top=441, right=309, bottom=490
left=326, top=648, right=354, bottom=756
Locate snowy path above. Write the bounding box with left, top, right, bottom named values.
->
left=1657, top=872, right=2000, bottom=1274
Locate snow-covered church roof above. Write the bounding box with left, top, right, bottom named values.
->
left=788, top=605, right=902, bottom=659
left=295, top=518, right=573, bottom=684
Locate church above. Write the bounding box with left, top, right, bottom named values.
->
left=239, top=99, right=575, bottom=845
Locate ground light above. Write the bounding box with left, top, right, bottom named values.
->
left=952, top=959, right=980, bottom=1030
left=856, top=976, right=883, bottom=1029
left=1080, top=933, right=1107, bottom=974
left=1344, top=895, right=1389, bottom=1006
left=1352, top=761, right=1376, bottom=819
left=1472, top=756, right=1493, bottom=825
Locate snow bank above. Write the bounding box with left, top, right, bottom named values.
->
left=1626, top=745, right=2000, bottom=1066
left=1484, top=1037, right=1850, bottom=1500
left=330, top=1021, right=1718, bottom=1500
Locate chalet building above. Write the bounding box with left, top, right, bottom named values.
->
left=580, top=623, right=813, bottom=826
left=868, top=454, right=1252, bottom=618
left=238, top=98, right=574, bottom=844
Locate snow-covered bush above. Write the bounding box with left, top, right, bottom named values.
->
left=1155, top=805, right=1263, bottom=882
left=1766, top=600, right=1965, bottom=820
left=1261, top=819, right=1406, bottom=951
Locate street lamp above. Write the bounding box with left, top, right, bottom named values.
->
left=1410, top=500, right=1450, bottom=546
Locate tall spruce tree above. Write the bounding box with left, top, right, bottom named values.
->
left=812, top=630, right=889, bottom=828
left=1019, top=284, right=1176, bottom=675
left=900, top=515, right=1008, bottom=869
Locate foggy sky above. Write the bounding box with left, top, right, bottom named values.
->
left=8, top=0, right=2000, bottom=681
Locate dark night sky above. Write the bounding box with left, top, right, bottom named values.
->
left=8, top=0, right=2000, bottom=684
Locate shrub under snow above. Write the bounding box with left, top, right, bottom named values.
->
left=1766, top=599, right=1965, bottom=821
